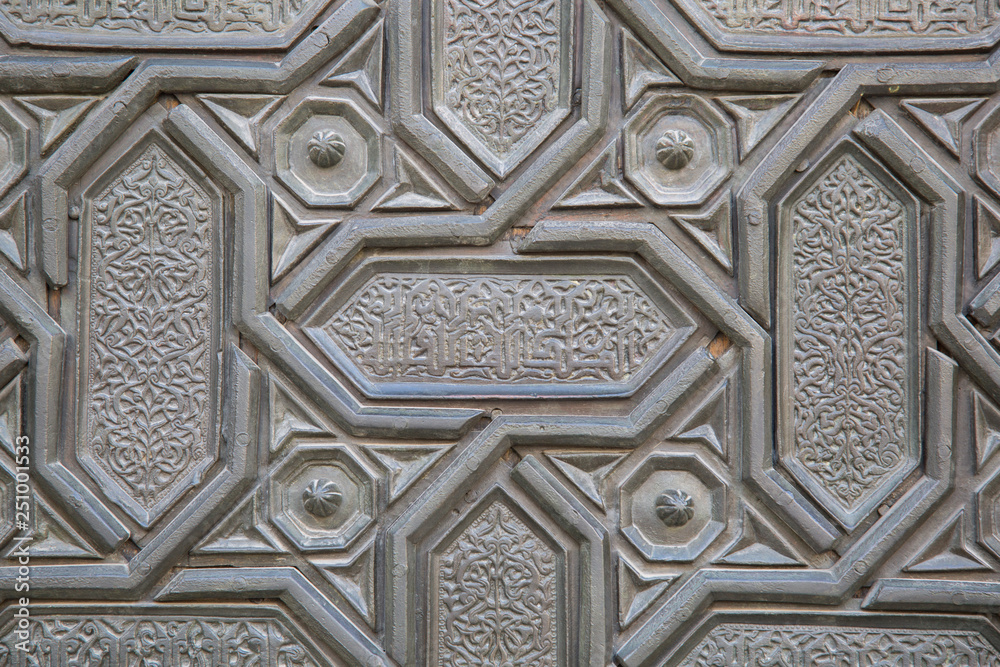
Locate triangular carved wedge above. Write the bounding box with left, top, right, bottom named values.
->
left=0, top=192, right=27, bottom=272
left=314, top=541, right=376, bottom=627
left=320, top=21, right=384, bottom=109
left=902, top=98, right=984, bottom=156
left=554, top=139, right=641, bottom=209
left=0, top=373, right=20, bottom=457
left=372, top=146, right=459, bottom=211
left=621, top=29, right=681, bottom=110
left=546, top=450, right=628, bottom=510
left=361, top=444, right=453, bottom=502
left=271, top=195, right=338, bottom=282
left=193, top=489, right=285, bottom=555
left=198, top=94, right=284, bottom=159
left=269, top=374, right=328, bottom=457
left=716, top=95, right=799, bottom=158
left=15, top=95, right=98, bottom=155
left=673, top=194, right=733, bottom=275
left=905, top=511, right=992, bottom=572
left=618, top=556, right=675, bottom=627
left=976, top=196, right=1000, bottom=279
left=672, top=377, right=734, bottom=461
left=4, top=495, right=101, bottom=559
left=974, top=389, right=1000, bottom=470
left=715, top=505, right=805, bottom=567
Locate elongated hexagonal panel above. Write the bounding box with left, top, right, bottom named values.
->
left=431, top=496, right=563, bottom=666
left=0, top=0, right=336, bottom=49
left=673, top=0, right=1000, bottom=52
left=302, top=257, right=696, bottom=398
left=674, top=613, right=1000, bottom=667
left=77, top=135, right=223, bottom=528
left=1, top=606, right=332, bottom=665
left=431, top=0, right=574, bottom=177
left=777, top=143, right=920, bottom=530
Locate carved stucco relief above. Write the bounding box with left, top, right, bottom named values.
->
left=1, top=0, right=1000, bottom=665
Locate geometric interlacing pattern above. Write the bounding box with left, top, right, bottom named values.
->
left=4, top=0, right=1000, bottom=664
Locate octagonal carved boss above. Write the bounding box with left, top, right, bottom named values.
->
left=620, top=453, right=726, bottom=562
left=269, top=443, right=377, bottom=551
left=624, top=94, right=734, bottom=207
left=274, top=96, right=382, bottom=208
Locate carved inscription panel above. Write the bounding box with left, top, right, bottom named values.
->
left=0, top=608, right=330, bottom=666
left=676, top=617, right=1000, bottom=667
left=0, top=0, right=335, bottom=47
left=3, top=1, right=1000, bottom=667
left=304, top=258, right=696, bottom=397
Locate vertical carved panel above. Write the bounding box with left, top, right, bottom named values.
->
left=434, top=499, right=560, bottom=666
left=779, top=149, right=919, bottom=529
left=78, top=141, right=220, bottom=528
left=432, top=0, right=573, bottom=176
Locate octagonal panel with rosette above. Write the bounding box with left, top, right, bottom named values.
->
left=624, top=94, right=733, bottom=207
left=269, top=442, right=376, bottom=551
left=620, top=452, right=727, bottom=562
left=274, top=96, right=382, bottom=208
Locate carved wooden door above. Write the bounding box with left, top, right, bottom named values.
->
left=2, top=0, right=1000, bottom=664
